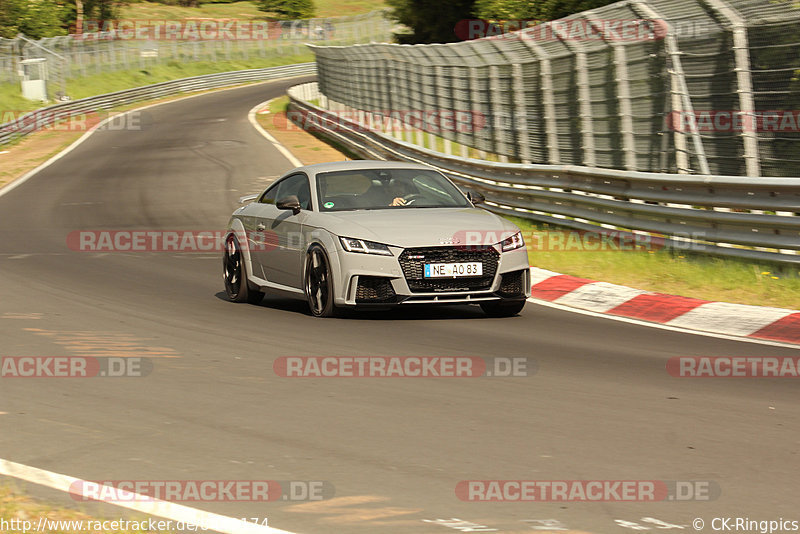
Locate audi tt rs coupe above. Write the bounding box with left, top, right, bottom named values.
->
left=222, top=160, right=530, bottom=317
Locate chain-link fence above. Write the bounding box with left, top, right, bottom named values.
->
left=0, top=38, right=17, bottom=84
left=311, top=0, right=800, bottom=177
left=0, top=10, right=390, bottom=97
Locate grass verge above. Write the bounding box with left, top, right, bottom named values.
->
left=0, top=55, right=313, bottom=116
left=505, top=216, right=800, bottom=310
left=121, top=0, right=386, bottom=20
left=255, top=95, right=361, bottom=163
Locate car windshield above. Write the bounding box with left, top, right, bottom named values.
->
left=316, top=168, right=471, bottom=211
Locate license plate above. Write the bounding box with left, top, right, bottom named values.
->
left=424, top=262, right=483, bottom=278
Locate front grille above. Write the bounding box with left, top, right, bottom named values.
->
left=498, top=270, right=525, bottom=296
left=398, top=246, right=499, bottom=293
left=355, top=276, right=397, bottom=303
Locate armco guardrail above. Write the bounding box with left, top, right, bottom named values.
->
left=287, top=82, right=800, bottom=265
left=0, top=63, right=315, bottom=146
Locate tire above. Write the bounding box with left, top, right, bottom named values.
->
left=304, top=245, right=338, bottom=317
left=223, top=234, right=264, bottom=304
left=480, top=299, right=526, bottom=318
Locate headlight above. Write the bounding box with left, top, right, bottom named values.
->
left=500, top=231, right=525, bottom=252
left=339, top=237, right=393, bottom=256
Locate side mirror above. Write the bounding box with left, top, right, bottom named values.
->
left=466, top=190, right=485, bottom=205
left=277, top=195, right=302, bottom=215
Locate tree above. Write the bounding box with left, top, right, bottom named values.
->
left=0, top=0, right=66, bottom=38
left=386, top=0, right=477, bottom=44
left=475, top=0, right=618, bottom=22
left=258, top=0, right=316, bottom=20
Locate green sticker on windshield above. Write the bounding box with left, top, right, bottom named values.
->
left=324, top=202, right=335, bottom=208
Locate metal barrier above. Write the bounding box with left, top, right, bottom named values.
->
left=0, top=62, right=316, bottom=146
left=288, top=81, right=800, bottom=265
left=310, top=0, right=800, bottom=178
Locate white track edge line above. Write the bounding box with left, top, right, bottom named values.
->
left=248, top=99, right=303, bottom=168
left=0, top=458, right=298, bottom=534
left=526, top=296, right=800, bottom=350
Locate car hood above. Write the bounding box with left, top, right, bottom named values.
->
left=318, top=207, right=521, bottom=249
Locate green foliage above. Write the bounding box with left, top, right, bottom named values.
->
left=475, top=0, right=618, bottom=22
left=258, top=0, right=316, bottom=19
left=0, top=0, right=66, bottom=38
left=79, top=0, right=119, bottom=19
left=386, top=0, right=477, bottom=43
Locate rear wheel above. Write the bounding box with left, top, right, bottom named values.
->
left=223, top=234, right=264, bottom=304
left=480, top=300, right=525, bottom=318
left=304, top=245, right=337, bottom=317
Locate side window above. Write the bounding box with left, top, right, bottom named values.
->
left=275, top=173, right=312, bottom=210
left=259, top=184, right=278, bottom=204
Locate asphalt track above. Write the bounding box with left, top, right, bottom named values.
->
left=1, top=77, right=799, bottom=534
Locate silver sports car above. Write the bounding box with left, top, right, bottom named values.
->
left=222, top=161, right=530, bottom=317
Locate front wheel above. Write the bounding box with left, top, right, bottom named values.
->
left=223, top=234, right=264, bottom=304
left=304, top=245, right=338, bottom=317
left=480, top=300, right=526, bottom=318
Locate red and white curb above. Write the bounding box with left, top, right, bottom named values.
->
left=529, top=267, right=800, bottom=346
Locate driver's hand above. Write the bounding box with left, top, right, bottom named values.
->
left=391, top=197, right=406, bottom=206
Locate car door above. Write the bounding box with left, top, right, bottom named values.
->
left=245, top=181, right=279, bottom=282
left=251, top=173, right=312, bottom=289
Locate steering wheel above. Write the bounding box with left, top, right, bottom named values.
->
left=402, top=193, right=424, bottom=205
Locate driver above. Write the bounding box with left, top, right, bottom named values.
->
left=388, top=178, right=414, bottom=206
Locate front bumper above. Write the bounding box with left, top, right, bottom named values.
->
left=333, top=244, right=530, bottom=307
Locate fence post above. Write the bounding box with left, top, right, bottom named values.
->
left=633, top=1, right=710, bottom=175
left=519, top=38, right=560, bottom=164
left=584, top=10, right=637, bottom=171
left=488, top=64, right=509, bottom=162
left=703, top=0, right=761, bottom=177
left=551, top=22, right=596, bottom=167
left=435, top=64, right=453, bottom=155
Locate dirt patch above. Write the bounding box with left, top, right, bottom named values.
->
left=0, top=129, right=85, bottom=190
left=255, top=97, right=350, bottom=165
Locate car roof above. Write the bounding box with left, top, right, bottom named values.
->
left=295, top=160, right=433, bottom=176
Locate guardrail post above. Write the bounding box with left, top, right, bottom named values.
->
left=702, top=0, right=761, bottom=177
